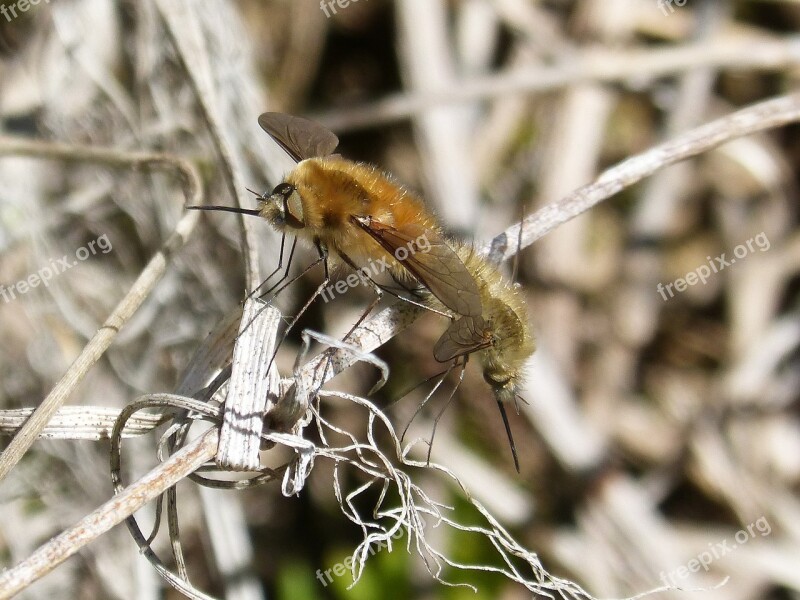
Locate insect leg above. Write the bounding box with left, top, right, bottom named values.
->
left=400, top=363, right=454, bottom=444
left=385, top=364, right=454, bottom=410
left=234, top=239, right=323, bottom=342
left=388, top=269, right=426, bottom=299
left=246, top=234, right=298, bottom=302
left=266, top=240, right=330, bottom=372
left=336, top=250, right=384, bottom=339
left=426, top=358, right=467, bottom=466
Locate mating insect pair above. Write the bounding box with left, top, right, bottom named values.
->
left=188, top=113, right=534, bottom=472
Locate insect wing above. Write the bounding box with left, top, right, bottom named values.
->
left=433, top=316, right=490, bottom=362
left=352, top=217, right=483, bottom=318
left=258, top=113, right=339, bottom=162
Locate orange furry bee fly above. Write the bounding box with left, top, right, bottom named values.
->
left=189, top=113, right=483, bottom=322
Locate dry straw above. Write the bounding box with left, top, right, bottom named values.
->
left=2, top=90, right=800, bottom=598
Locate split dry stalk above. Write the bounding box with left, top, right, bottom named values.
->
left=3, top=89, right=800, bottom=596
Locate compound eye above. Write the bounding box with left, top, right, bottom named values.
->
left=270, top=183, right=304, bottom=228
left=272, top=182, right=295, bottom=198
left=484, top=371, right=512, bottom=387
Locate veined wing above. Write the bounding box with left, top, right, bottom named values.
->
left=258, top=113, right=339, bottom=162
left=351, top=216, right=482, bottom=318
left=433, top=316, right=491, bottom=362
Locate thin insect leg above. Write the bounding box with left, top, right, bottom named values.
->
left=266, top=241, right=330, bottom=373
left=314, top=249, right=386, bottom=387
left=187, top=193, right=295, bottom=301
left=234, top=247, right=326, bottom=341
left=244, top=232, right=289, bottom=303
left=375, top=282, right=419, bottom=295
left=335, top=250, right=385, bottom=341
left=400, top=363, right=455, bottom=443
left=258, top=236, right=299, bottom=299
left=364, top=282, right=455, bottom=322
left=315, top=249, right=448, bottom=387
left=258, top=243, right=323, bottom=303
left=373, top=282, right=452, bottom=318
left=385, top=365, right=453, bottom=409
left=426, top=358, right=467, bottom=466
left=496, top=399, right=520, bottom=473
left=332, top=247, right=451, bottom=319
left=514, top=393, right=530, bottom=412
left=389, top=270, right=426, bottom=298
left=375, top=271, right=455, bottom=321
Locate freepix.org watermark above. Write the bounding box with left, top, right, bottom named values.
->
left=0, top=0, right=50, bottom=23
left=320, top=232, right=432, bottom=303
left=319, top=0, right=368, bottom=18
left=659, top=516, right=771, bottom=588
left=658, top=0, right=688, bottom=16
left=656, top=232, right=770, bottom=301
left=316, top=528, right=404, bottom=587
left=0, top=234, right=113, bottom=304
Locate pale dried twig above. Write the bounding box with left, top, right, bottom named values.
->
left=312, top=35, right=800, bottom=132
left=0, top=428, right=219, bottom=599
left=3, top=90, right=800, bottom=598
left=0, top=406, right=166, bottom=440
left=0, top=137, right=203, bottom=482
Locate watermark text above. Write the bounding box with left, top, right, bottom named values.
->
left=657, top=232, right=770, bottom=301
left=0, top=233, right=113, bottom=303
left=316, top=528, right=404, bottom=587
left=320, top=0, right=368, bottom=19
left=1, top=0, right=50, bottom=23
left=659, top=516, right=771, bottom=588
left=320, top=232, right=431, bottom=303
left=658, top=0, right=688, bottom=16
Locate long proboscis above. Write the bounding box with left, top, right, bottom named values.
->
left=186, top=205, right=262, bottom=217
left=495, top=399, right=520, bottom=473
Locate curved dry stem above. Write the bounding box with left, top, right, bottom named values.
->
left=3, top=90, right=800, bottom=598
left=155, top=0, right=263, bottom=291
left=301, top=91, right=800, bottom=387
left=0, top=137, right=203, bottom=481
left=312, top=36, right=800, bottom=132
left=0, top=428, right=218, bottom=599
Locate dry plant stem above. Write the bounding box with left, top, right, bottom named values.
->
left=0, top=137, right=202, bottom=482
left=313, top=35, right=800, bottom=131
left=3, top=90, right=800, bottom=597
left=155, top=0, right=262, bottom=290
left=217, top=302, right=280, bottom=470
left=0, top=406, right=166, bottom=440
left=489, top=91, right=800, bottom=261
left=0, top=429, right=219, bottom=599
left=311, top=91, right=800, bottom=388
